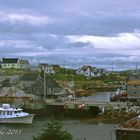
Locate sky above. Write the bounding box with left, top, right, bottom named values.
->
left=0, top=0, right=140, bottom=70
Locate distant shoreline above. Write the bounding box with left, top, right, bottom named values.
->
left=76, top=87, right=116, bottom=97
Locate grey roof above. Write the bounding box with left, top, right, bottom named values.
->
left=38, top=63, right=48, bottom=66
left=2, top=58, right=19, bottom=63
left=81, top=65, right=97, bottom=72
left=45, top=77, right=60, bottom=88
left=21, top=73, right=39, bottom=81
left=19, top=60, right=29, bottom=65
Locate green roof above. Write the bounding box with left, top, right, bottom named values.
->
left=2, top=58, right=19, bottom=63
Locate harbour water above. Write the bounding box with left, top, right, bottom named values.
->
left=0, top=92, right=116, bottom=140
left=0, top=117, right=116, bottom=140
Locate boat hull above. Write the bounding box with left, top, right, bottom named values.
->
left=0, top=114, right=34, bottom=124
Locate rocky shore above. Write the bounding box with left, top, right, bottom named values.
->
left=81, top=111, right=140, bottom=124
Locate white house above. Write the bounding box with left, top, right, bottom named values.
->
left=38, top=63, right=55, bottom=74
left=1, top=58, right=20, bottom=69
left=1, top=58, right=30, bottom=69
left=76, top=65, right=103, bottom=77
left=19, top=59, right=30, bottom=69
left=38, top=63, right=48, bottom=72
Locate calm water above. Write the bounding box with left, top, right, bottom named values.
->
left=0, top=117, right=116, bottom=140
left=0, top=92, right=116, bottom=140
left=80, top=92, right=112, bottom=102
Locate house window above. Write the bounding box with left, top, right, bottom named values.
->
left=14, top=111, right=17, bottom=114
left=3, top=111, right=6, bottom=115
left=7, top=111, right=10, bottom=115
left=50, top=88, right=53, bottom=93
left=10, top=111, right=13, bottom=115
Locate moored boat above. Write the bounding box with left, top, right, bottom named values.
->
left=110, top=88, right=127, bottom=101
left=0, top=104, right=34, bottom=124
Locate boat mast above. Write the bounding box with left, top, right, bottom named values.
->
left=72, top=75, right=76, bottom=101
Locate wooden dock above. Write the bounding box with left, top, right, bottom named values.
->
left=44, top=100, right=128, bottom=117
left=23, top=99, right=128, bottom=117
left=46, top=100, right=127, bottom=107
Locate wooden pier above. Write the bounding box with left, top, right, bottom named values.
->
left=110, top=96, right=140, bottom=102
left=23, top=99, right=128, bottom=117
left=46, top=100, right=127, bottom=109
left=45, top=99, right=127, bottom=105
left=63, top=101, right=127, bottom=117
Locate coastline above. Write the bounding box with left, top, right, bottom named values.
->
left=76, top=87, right=116, bottom=97
left=81, top=112, right=138, bottom=124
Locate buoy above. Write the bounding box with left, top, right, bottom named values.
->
left=79, top=103, right=85, bottom=109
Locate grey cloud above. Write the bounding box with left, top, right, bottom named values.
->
left=0, top=0, right=140, bottom=13
left=1, top=15, right=140, bottom=37
left=71, top=42, right=93, bottom=48
left=0, top=0, right=140, bottom=70
left=20, top=53, right=140, bottom=70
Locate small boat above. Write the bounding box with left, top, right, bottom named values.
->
left=110, top=88, right=127, bottom=101
left=0, top=104, right=34, bottom=124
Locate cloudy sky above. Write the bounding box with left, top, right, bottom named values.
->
left=0, top=0, right=140, bottom=70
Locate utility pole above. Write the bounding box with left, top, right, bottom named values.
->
left=135, top=63, right=138, bottom=73
left=111, top=62, right=114, bottom=72
left=121, top=63, right=124, bottom=71
left=44, top=69, right=46, bottom=101
left=72, top=75, right=76, bottom=101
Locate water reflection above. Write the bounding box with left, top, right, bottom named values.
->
left=0, top=118, right=116, bottom=140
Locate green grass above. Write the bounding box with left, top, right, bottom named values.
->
left=0, top=68, right=128, bottom=91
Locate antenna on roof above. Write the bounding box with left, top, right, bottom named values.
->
left=121, top=63, right=124, bottom=71
left=111, top=62, right=114, bottom=72
left=135, top=63, right=138, bottom=73
left=44, top=69, right=46, bottom=101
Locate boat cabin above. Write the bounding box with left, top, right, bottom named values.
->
left=0, top=104, right=23, bottom=117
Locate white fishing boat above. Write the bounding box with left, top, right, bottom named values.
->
left=0, top=104, right=34, bottom=124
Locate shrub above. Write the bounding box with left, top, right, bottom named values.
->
left=33, top=120, right=73, bottom=140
